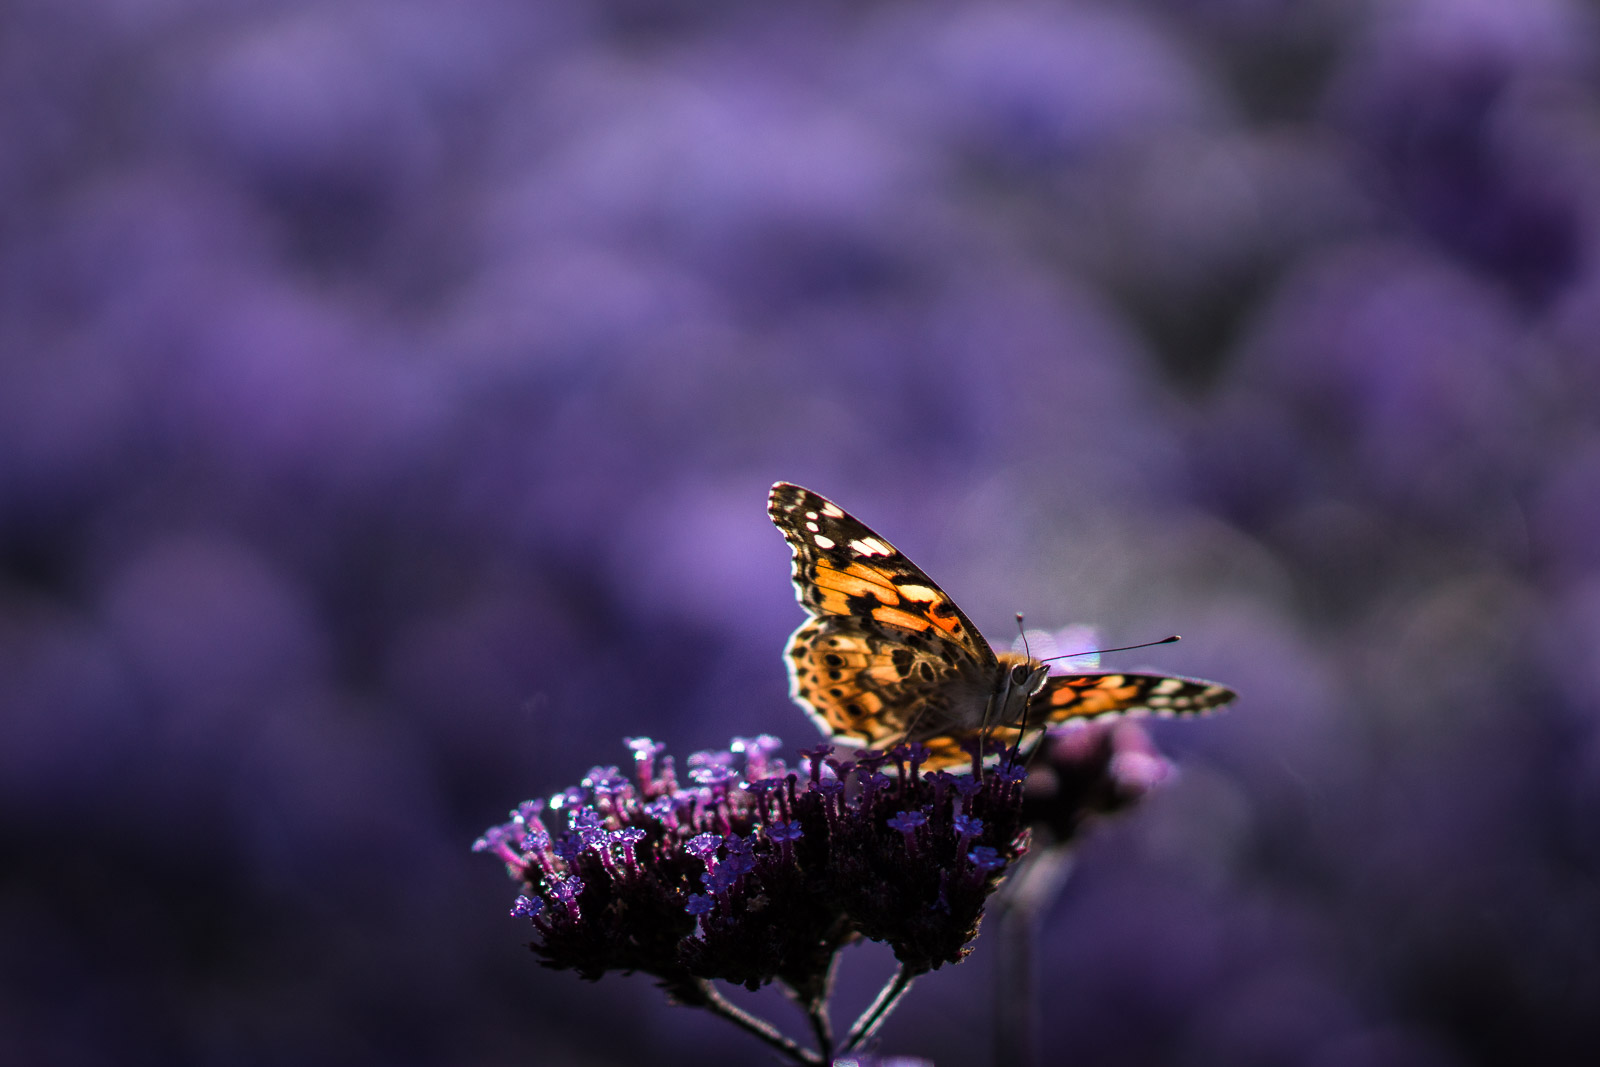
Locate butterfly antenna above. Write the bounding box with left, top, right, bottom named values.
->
left=1012, top=636, right=1179, bottom=773
left=1040, top=635, right=1181, bottom=663
left=1013, top=635, right=1183, bottom=773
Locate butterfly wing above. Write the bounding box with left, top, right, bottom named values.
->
left=1034, top=672, right=1236, bottom=724
left=769, top=482, right=1237, bottom=769
left=784, top=614, right=996, bottom=750
left=770, top=483, right=1000, bottom=754
left=768, top=483, right=995, bottom=665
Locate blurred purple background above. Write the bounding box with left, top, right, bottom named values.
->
left=4, top=1, right=1599, bottom=1064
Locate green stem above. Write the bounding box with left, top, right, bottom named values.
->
left=804, top=998, right=834, bottom=1064
left=992, top=846, right=1074, bottom=1067
left=841, top=964, right=917, bottom=1053
left=694, top=980, right=824, bottom=1066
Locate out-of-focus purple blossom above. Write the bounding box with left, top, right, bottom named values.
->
left=1023, top=723, right=1177, bottom=845
left=858, top=4, right=1223, bottom=170
left=1197, top=245, right=1536, bottom=543
left=1326, top=0, right=1591, bottom=306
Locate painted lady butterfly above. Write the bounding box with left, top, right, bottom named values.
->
left=769, top=482, right=1235, bottom=770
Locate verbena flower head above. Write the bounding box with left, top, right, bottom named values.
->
left=475, top=735, right=1031, bottom=998
left=1021, top=722, right=1175, bottom=844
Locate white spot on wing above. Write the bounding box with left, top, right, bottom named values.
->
left=813, top=534, right=836, bottom=549
left=849, top=537, right=892, bottom=557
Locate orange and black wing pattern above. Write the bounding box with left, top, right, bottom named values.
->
left=1034, top=672, right=1235, bottom=724
left=769, top=483, right=996, bottom=752
left=768, top=482, right=1235, bottom=769
left=768, top=482, right=992, bottom=662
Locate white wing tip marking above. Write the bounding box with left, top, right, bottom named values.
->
left=849, top=537, right=892, bottom=557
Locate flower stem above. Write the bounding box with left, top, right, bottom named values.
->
left=805, top=999, right=834, bottom=1063
left=694, top=980, right=824, bottom=1066
left=840, top=964, right=917, bottom=1052
left=783, top=951, right=839, bottom=1062
left=992, top=846, right=1075, bottom=1067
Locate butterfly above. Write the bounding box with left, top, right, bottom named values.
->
left=769, top=482, right=1236, bottom=770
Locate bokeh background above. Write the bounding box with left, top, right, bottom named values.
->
left=5, top=1, right=1600, bottom=1064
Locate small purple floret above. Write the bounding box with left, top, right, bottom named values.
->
left=643, top=797, right=679, bottom=824
left=995, top=762, right=1028, bottom=785
left=704, top=865, right=740, bottom=893
left=892, top=743, right=932, bottom=771
left=767, top=820, right=803, bottom=842
left=690, top=764, right=737, bottom=787
left=610, top=827, right=647, bottom=866
left=855, top=749, right=889, bottom=772
left=627, top=737, right=666, bottom=761
left=967, top=846, right=1006, bottom=872
left=685, top=832, right=722, bottom=859
left=859, top=771, right=892, bottom=795
left=887, top=810, right=927, bottom=832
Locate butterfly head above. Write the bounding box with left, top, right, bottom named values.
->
left=991, top=652, right=1050, bottom=726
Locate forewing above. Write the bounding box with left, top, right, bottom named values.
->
left=768, top=482, right=994, bottom=666
left=1035, top=672, right=1236, bottom=724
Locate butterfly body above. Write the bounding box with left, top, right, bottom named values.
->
left=768, top=482, right=1235, bottom=769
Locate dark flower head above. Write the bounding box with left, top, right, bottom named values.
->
left=475, top=735, right=1032, bottom=996
left=1021, top=722, right=1175, bottom=844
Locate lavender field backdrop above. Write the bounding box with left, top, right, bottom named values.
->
left=4, top=1, right=1599, bottom=1065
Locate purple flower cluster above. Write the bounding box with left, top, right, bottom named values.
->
left=1020, top=722, right=1174, bottom=844
left=476, top=737, right=1029, bottom=999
